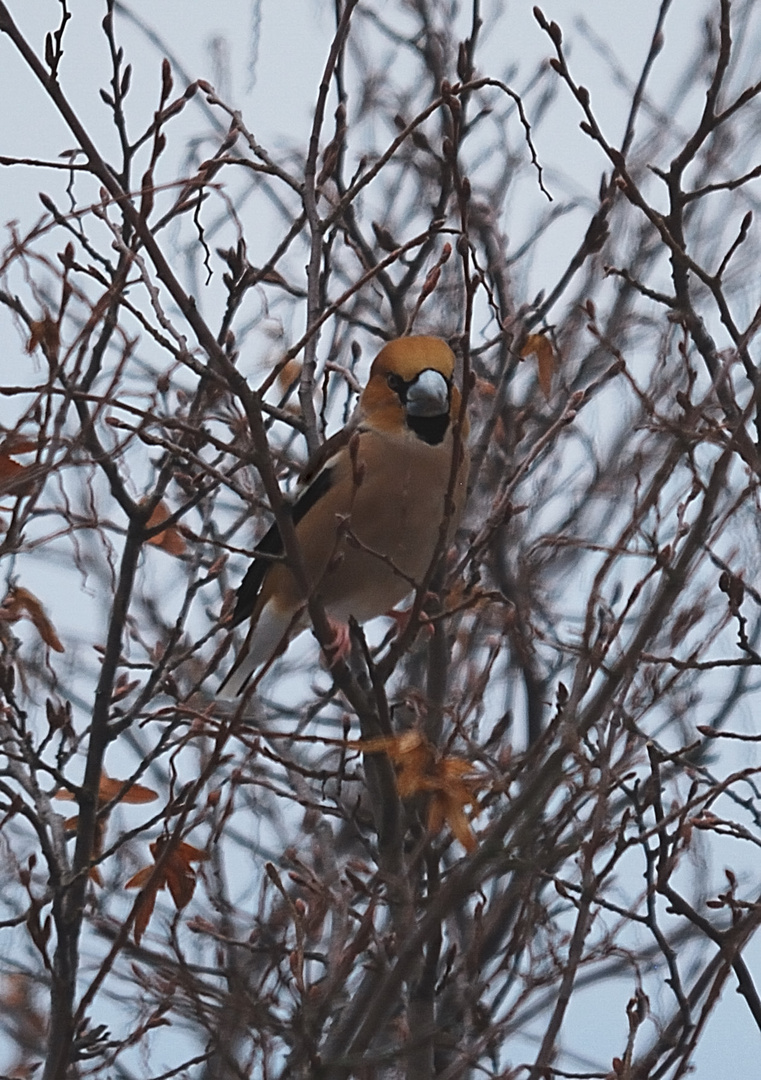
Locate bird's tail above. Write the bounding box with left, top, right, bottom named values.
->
left=217, top=603, right=301, bottom=698
left=217, top=649, right=259, bottom=699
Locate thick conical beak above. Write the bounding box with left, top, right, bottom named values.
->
left=404, top=369, right=450, bottom=418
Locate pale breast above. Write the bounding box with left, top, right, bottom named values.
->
left=319, top=425, right=468, bottom=620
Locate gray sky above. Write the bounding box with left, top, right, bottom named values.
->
left=1, top=2, right=759, bottom=1076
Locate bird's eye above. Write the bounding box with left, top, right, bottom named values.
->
left=386, top=373, right=404, bottom=394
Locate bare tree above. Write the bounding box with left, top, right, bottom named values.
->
left=1, top=1, right=761, bottom=1077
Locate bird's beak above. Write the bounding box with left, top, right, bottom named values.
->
left=404, top=369, right=450, bottom=417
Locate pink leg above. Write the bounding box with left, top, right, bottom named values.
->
left=321, top=615, right=353, bottom=667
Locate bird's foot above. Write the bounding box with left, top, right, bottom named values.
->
left=321, top=616, right=353, bottom=668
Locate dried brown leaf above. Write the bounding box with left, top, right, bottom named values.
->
left=521, top=333, right=558, bottom=400
left=0, top=454, right=34, bottom=495
left=145, top=500, right=186, bottom=556
left=55, top=772, right=158, bottom=807
left=356, top=731, right=483, bottom=850
left=277, top=358, right=302, bottom=393
left=26, top=314, right=60, bottom=360
left=99, top=775, right=159, bottom=805
left=125, top=838, right=208, bottom=943
left=0, top=586, right=64, bottom=652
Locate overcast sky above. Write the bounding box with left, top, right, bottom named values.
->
left=1, top=2, right=758, bottom=1076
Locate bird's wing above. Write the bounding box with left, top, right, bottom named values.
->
left=230, top=463, right=336, bottom=628
left=231, top=407, right=363, bottom=628
left=299, top=406, right=360, bottom=484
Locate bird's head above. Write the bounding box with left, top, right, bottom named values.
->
left=361, top=335, right=464, bottom=445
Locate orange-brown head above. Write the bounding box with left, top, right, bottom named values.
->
left=361, top=335, right=465, bottom=444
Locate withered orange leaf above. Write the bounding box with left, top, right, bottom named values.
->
left=55, top=772, right=158, bottom=807
left=125, top=838, right=208, bottom=944
left=162, top=841, right=208, bottom=910
left=145, top=500, right=186, bottom=556
left=0, top=455, right=35, bottom=497
left=0, top=974, right=47, bottom=1036
left=0, top=586, right=64, bottom=652
left=521, top=333, right=558, bottom=400
left=474, top=375, right=497, bottom=398
left=126, top=870, right=159, bottom=946
left=26, top=314, right=60, bottom=360
left=0, top=437, right=40, bottom=495
left=277, top=358, right=302, bottom=393
left=53, top=808, right=108, bottom=884
left=125, top=865, right=154, bottom=889
left=99, top=775, right=158, bottom=805
left=0, top=456, right=27, bottom=480
left=55, top=773, right=158, bottom=885
left=0, top=437, right=38, bottom=456
left=426, top=758, right=481, bottom=852
left=0, top=453, right=28, bottom=479
left=356, top=730, right=483, bottom=851
left=359, top=731, right=432, bottom=798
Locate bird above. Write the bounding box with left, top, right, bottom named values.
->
left=218, top=335, right=470, bottom=697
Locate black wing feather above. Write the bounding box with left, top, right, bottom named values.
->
left=231, top=465, right=335, bottom=627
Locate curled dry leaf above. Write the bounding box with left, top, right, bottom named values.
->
left=521, top=332, right=558, bottom=400
left=26, top=313, right=60, bottom=360
left=355, top=730, right=484, bottom=851
left=0, top=455, right=33, bottom=497
left=0, top=436, right=39, bottom=496
left=474, top=375, right=497, bottom=398
left=277, top=358, right=302, bottom=394
left=54, top=772, right=158, bottom=883
left=0, top=973, right=46, bottom=1040
left=98, top=775, right=158, bottom=805
left=54, top=771, right=158, bottom=808
left=0, top=586, right=64, bottom=652
left=145, top=500, right=186, bottom=556
left=126, top=839, right=208, bottom=944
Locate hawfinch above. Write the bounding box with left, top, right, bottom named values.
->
left=219, top=335, right=469, bottom=696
